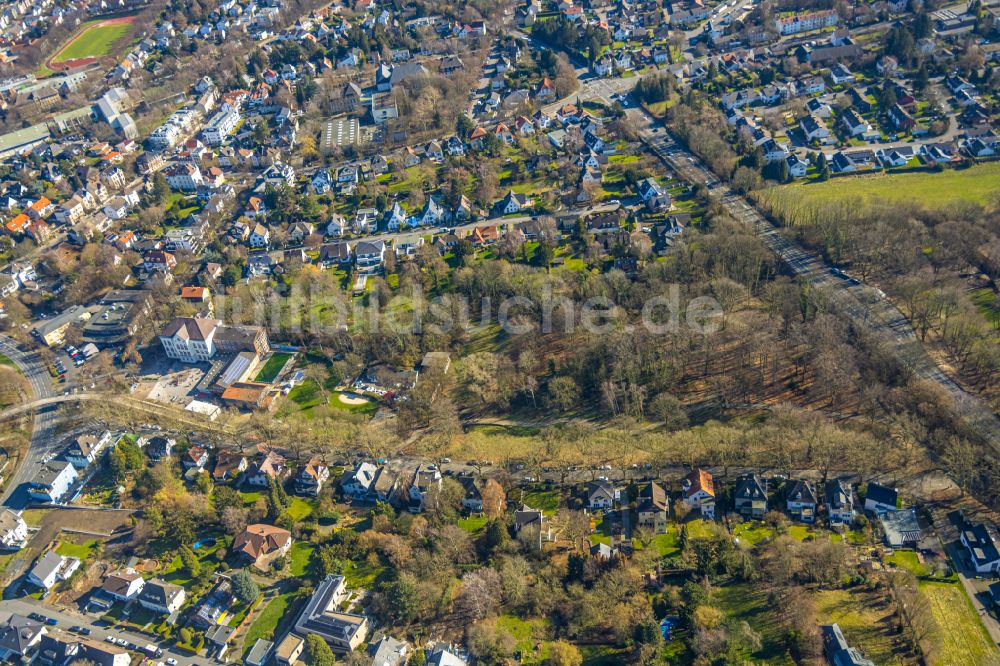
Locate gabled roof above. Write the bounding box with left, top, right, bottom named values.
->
left=787, top=479, right=817, bottom=505
left=735, top=473, right=766, bottom=500
left=685, top=469, right=714, bottom=498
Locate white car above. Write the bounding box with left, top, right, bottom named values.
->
left=166, top=659, right=178, bottom=666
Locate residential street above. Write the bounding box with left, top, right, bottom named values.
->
left=0, top=597, right=208, bottom=665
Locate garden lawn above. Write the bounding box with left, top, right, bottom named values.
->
left=917, top=580, right=995, bottom=666
left=288, top=542, right=314, bottom=576
left=732, top=522, right=773, bottom=547
left=286, top=497, right=314, bottom=522
left=886, top=551, right=929, bottom=577
left=684, top=519, right=717, bottom=540
left=497, top=615, right=553, bottom=664
left=458, top=515, right=488, bottom=534
left=55, top=539, right=100, bottom=560
left=242, top=591, right=299, bottom=657
left=0, top=354, right=16, bottom=369
left=343, top=558, right=385, bottom=589
left=521, top=488, right=560, bottom=515
left=773, top=162, right=1000, bottom=212
left=650, top=527, right=680, bottom=557
left=254, top=353, right=292, bottom=382
left=53, top=21, right=132, bottom=62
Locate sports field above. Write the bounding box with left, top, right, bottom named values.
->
left=50, top=17, right=135, bottom=67
left=767, top=162, right=1000, bottom=212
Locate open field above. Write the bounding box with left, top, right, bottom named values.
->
left=768, top=162, right=1000, bottom=212
left=52, top=18, right=134, bottom=64
left=917, top=580, right=996, bottom=666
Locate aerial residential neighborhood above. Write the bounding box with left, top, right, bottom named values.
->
left=0, top=0, right=996, bottom=663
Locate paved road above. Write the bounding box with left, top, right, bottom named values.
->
left=0, top=335, right=62, bottom=510
left=609, top=99, right=1000, bottom=449
left=0, top=597, right=207, bottom=666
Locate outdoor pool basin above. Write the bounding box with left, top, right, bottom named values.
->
left=192, top=538, right=217, bottom=549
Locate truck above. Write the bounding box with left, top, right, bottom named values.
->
left=144, top=644, right=163, bottom=658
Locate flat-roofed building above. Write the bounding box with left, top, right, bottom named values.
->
left=293, top=575, right=368, bottom=653
left=82, top=290, right=152, bottom=344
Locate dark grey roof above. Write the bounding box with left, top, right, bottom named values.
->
left=825, top=479, right=853, bottom=510
left=787, top=479, right=817, bottom=505
left=734, top=473, right=766, bottom=500
left=0, top=612, right=45, bottom=656
left=865, top=482, right=897, bottom=508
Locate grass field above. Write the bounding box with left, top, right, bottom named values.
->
left=814, top=588, right=913, bottom=665
left=714, top=582, right=796, bottom=664
left=254, top=353, right=292, bottom=382
left=497, top=615, right=553, bottom=664
left=52, top=20, right=133, bottom=63
left=458, top=515, right=488, bottom=534
left=242, top=591, right=299, bottom=657
left=769, top=162, right=1000, bottom=212
left=886, top=551, right=930, bottom=577
left=520, top=487, right=561, bottom=515
left=55, top=538, right=100, bottom=560
left=287, top=542, right=313, bottom=576
left=918, top=580, right=996, bottom=665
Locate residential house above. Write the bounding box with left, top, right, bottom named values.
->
left=341, top=462, right=378, bottom=500
left=100, top=568, right=146, bottom=601
left=246, top=451, right=288, bottom=487
left=249, top=224, right=270, bottom=249
left=863, top=482, right=897, bottom=514
left=27, top=462, right=77, bottom=503
left=514, top=504, right=553, bottom=550
left=183, top=445, right=209, bottom=470
left=28, top=551, right=80, bottom=589
left=459, top=476, right=484, bottom=512
left=682, top=469, right=715, bottom=519
left=786, top=479, right=818, bottom=523
left=318, top=242, right=352, bottom=268
left=636, top=482, right=669, bottom=534
left=638, top=177, right=671, bottom=211
left=586, top=481, right=619, bottom=510
left=295, top=457, right=330, bottom=496
left=355, top=240, right=387, bottom=269
left=147, top=436, right=175, bottom=461
left=64, top=431, right=113, bottom=468
left=0, top=509, right=28, bottom=550
left=734, top=473, right=768, bottom=519
left=498, top=190, right=532, bottom=215
left=825, top=479, right=855, bottom=527
left=0, top=614, right=45, bottom=660
left=959, top=516, right=1000, bottom=574
left=213, top=450, right=248, bottom=482
left=138, top=578, right=186, bottom=614
left=234, top=524, right=293, bottom=569
left=407, top=465, right=442, bottom=513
